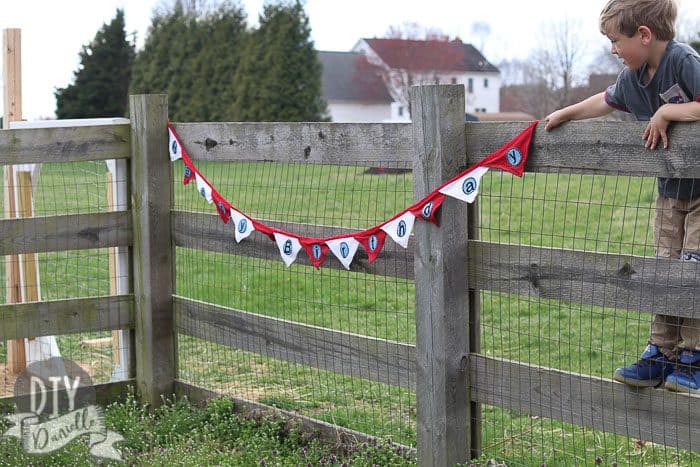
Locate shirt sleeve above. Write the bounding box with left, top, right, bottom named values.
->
left=678, top=52, right=700, bottom=103
left=604, top=70, right=631, bottom=112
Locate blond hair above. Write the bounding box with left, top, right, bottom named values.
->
left=599, top=0, right=677, bottom=40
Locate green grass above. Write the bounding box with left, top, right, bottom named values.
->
left=1, top=159, right=693, bottom=465
left=0, top=392, right=416, bottom=466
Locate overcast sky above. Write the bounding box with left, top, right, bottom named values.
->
left=1, top=0, right=699, bottom=119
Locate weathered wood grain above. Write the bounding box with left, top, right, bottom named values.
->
left=172, top=120, right=699, bottom=176
left=171, top=211, right=414, bottom=278
left=0, top=295, right=134, bottom=340
left=0, top=211, right=132, bottom=255
left=0, top=380, right=136, bottom=408
left=465, top=121, right=700, bottom=177
left=471, top=354, right=700, bottom=452
left=469, top=240, right=700, bottom=316
left=411, top=84, right=471, bottom=465
left=130, top=94, right=174, bottom=407
left=174, top=296, right=415, bottom=389
left=171, top=122, right=413, bottom=168
left=0, top=124, right=130, bottom=164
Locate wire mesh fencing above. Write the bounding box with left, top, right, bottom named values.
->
left=475, top=169, right=699, bottom=466
left=1, top=159, right=131, bottom=392
left=173, top=159, right=418, bottom=445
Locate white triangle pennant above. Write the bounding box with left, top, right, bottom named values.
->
left=168, top=127, right=183, bottom=161
left=438, top=166, right=489, bottom=203
left=381, top=211, right=415, bottom=249
left=195, top=173, right=213, bottom=204
left=230, top=209, right=255, bottom=243
left=326, top=237, right=360, bottom=270
left=274, top=233, right=302, bottom=267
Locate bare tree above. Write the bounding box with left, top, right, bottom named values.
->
left=470, top=21, right=491, bottom=53
left=356, top=24, right=463, bottom=117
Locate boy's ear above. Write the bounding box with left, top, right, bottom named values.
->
left=638, top=25, right=653, bottom=44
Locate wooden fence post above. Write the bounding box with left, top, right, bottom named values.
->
left=129, top=94, right=174, bottom=407
left=411, top=84, right=471, bottom=466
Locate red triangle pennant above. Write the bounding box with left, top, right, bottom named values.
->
left=183, top=162, right=196, bottom=185
left=253, top=220, right=275, bottom=241
left=299, top=238, right=330, bottom=268
left=355, top=229, right=387, bottom=264
left=409, top=192, right=446, bottom=226
left=212, top=191, right=231, bottom=224
left=477, top=120, right=538, bottom=177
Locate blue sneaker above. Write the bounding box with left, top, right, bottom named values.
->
left=664, top=350, right=700, bottom=394
left=612, top=343, right=674, bottom=387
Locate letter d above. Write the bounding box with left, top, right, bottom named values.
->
left=30, top=377, right=46, bottom=415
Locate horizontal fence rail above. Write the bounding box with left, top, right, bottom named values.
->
left=470, top=354, right=700, bottom=453
left=172, top=121, right=700, bottom=177
left=173, top=212, right=699, bottom=316
left=0, top=294, right=134, bottom=340
left=469, top=240, right=700, bottom=316
left=174, top=292, right=700, bottom=452
left=174, top=296, right=414, bottom=388
left=466, top=121, right=700, bottom=177
left=0, top=124, right=131, bottom=164
left=0, top=211, right=132, bottom=255
left=171, top=122, right=413, bottom=167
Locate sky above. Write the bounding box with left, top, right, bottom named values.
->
left=1, top=0, right=699, bottom=120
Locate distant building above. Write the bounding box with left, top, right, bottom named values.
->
left=318, top=51, right=393, bottom=123
left=318, top=38, right=501, bottom=122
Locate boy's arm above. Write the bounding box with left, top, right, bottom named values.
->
left=544, top=92, right=613, bottom=131
left=645, top=101, right=700, bottom=150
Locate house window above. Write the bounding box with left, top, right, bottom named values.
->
left=484, top=78, right=489, bottom=88
left=434, top=77, right=440, bottom=84
left=467, top=78, right=473, bottom=93
left=398, top=106, right=404, bottom=117
left=451, top=77, right=457, bottom=84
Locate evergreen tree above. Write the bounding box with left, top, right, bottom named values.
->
left=130, top=0, right=247, bottom=121
left=231, top=1, right=328, bottom=121
left=55, top=9, right=135, bottom=118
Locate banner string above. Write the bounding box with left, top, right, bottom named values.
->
left=168, top=120, right=538, bottom=269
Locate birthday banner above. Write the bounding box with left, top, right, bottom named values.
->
left=168, top=120, right=538, bottom=269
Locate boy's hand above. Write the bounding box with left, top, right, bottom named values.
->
left=644, top=106, right=671, bottom=150
left=544, top=110, right=568, bottom=131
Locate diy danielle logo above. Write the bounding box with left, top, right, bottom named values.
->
left=3, top=357, right=123, bottom=461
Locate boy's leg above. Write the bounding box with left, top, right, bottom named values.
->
left=649, top=196, right=684, bottom=353
left=665, top=197, right=700, bottom=393
left=613, top=196, right=684, bottom=387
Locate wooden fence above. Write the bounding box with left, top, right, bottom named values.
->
left=1, top=87, right=699, bottom=466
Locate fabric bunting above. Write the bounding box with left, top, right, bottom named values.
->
left=168, top=126, right=183, bottom=161
left=212, top=192, right=231, bottom=224
left=409, top=192, right=446, bottom=226
left=438, top=166, right=489, bottom=204
left=230, top=209, right=255, bottom=243
left=195, top=173, right=213, bottom=203
left=381, top=211, right=416, bottom=249
left=300, top=238, right=330, bottom=268
left=355, top=229, right=387, bottom=264
left=183, top=164, right=196, bottom=185
left=326, top=237, right=360, bottom=269
left=274, top=232, right=303, bottom=267
left=478, top=120, right=537, bottom=176
left=169, top=120, right=539, bottom=270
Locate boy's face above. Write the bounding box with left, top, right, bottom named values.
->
left=607, top=28, right=649, bottom=71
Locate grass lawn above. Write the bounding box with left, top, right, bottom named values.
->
left=0, top=391, right=416, bottom=466
left=1, top=158, right=695, bottom=465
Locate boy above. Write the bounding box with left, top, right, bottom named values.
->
left=544, top=0, right=700, bottom=392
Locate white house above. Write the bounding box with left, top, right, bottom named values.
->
left=318, top=38, right=501, bottom=122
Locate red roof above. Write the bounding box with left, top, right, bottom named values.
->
left=363, top=38, right=499, bottom=73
